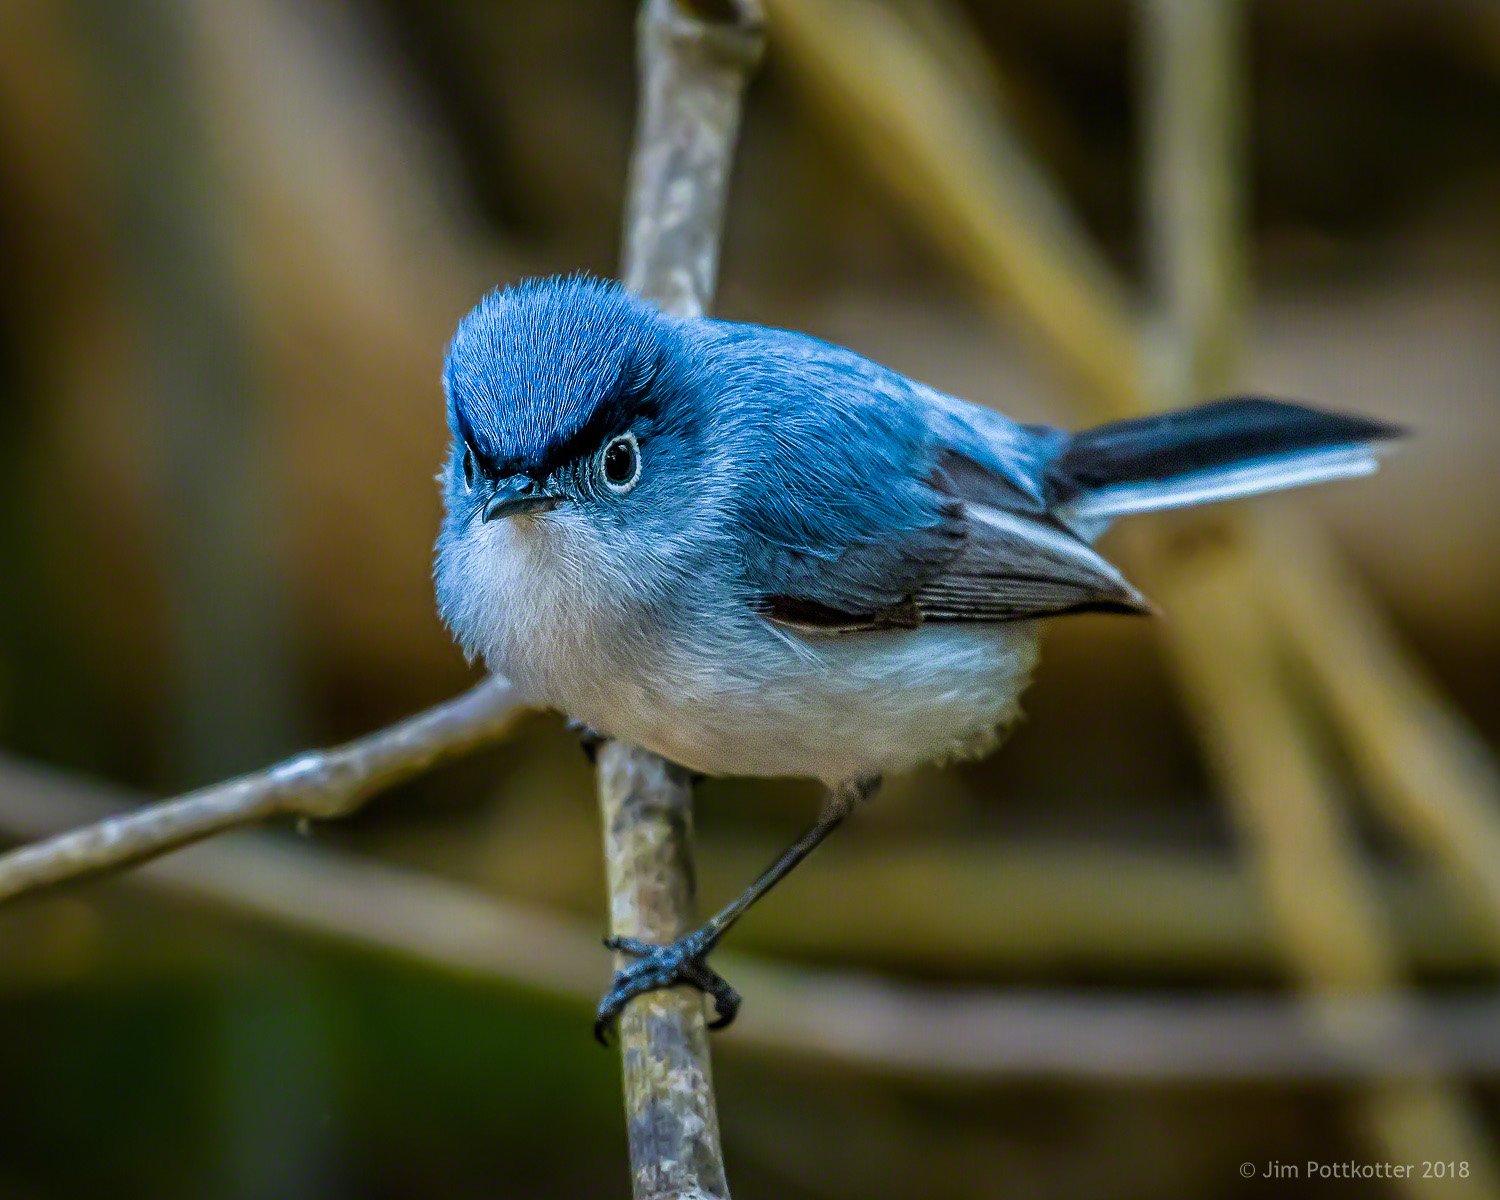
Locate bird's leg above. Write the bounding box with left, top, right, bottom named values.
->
left=594, top=774, right=879, bottom=1044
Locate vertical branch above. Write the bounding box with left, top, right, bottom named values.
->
left=1139, top=1, right=1500, bottom=1192
left=604, top=3, right=763, bottom=1198
left=622, top=0, right=764, bottom=320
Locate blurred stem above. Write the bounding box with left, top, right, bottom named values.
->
left=483, top=795, right=1492, bottom=979
left=766, top=0, right=1141, bottom=412
left=11, top=753, right=1500, bottom=1085
left=1156, top=537, right=1500, bottom=1189
left=1140, top=0, right=1498, bottom=1191
left=1256, top=511, right=1500, bottom=956
left=768, top=0, right=1500, bottom=1003
left=70, top=0, right=298, bottom=784
left=602, top=2, right=763, bottom=1198
left=1141, top=0, right=1245, bottom=402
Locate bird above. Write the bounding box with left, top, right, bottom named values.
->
left=434, top=273, right=1401, bottom=1041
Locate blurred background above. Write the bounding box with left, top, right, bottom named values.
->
left=2, top=0, right=1500, bottom=1196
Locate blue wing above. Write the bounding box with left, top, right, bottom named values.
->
left=701, top=322, right=1145, bottom=631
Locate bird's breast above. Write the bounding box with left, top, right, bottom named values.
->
left=467, top=519, right=678, bottom=719
left=462, top=522, right=1041, bottom=784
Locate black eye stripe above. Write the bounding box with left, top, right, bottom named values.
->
left=525, top=366, right=660, bottom=479
left=450, top=347, right=661, bottom=481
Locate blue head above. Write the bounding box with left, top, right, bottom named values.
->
left=434, top=275, right=730, bottom=667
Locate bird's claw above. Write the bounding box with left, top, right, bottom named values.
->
left=565, top=719, right=606, bottom=764
left=593, top=930, right=741, bottom=1045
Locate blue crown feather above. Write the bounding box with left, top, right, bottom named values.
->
left=444, top=275, right=663, bottom=480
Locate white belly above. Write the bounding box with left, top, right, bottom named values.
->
left=567, top=620, right=1041, bottom=786
left=464, top=520, right=1041, bottom=786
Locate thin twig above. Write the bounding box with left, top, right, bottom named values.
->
left=10, top=755, right=1500, bottom=1085
left=0, top=675, right=525, bottom=904
left=602, top=2, right=763, bottom=1197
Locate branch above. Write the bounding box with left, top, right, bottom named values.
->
left=0, top=675, right=525, bottom=904
left=602, top=3, right=763, bottom=1197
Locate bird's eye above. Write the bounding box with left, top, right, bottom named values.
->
left=461, top=445, right=476, bottom=489
left=600, top=432, right=641, bottom=493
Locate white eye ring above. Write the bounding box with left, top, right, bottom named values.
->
left=600, top=432, right=642, bottom=493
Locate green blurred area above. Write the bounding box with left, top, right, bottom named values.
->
left=2, top=0, right=1499, bottom=1196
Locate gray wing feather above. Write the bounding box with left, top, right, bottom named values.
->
left=757, top=450, right=1148, bottom=632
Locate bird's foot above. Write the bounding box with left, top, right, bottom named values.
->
left=565, top=718, right=606, bottom=764
left=593, top=929, right=741, bottom=1045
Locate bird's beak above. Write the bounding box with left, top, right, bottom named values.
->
left=482, top=475, right=561, bottom=522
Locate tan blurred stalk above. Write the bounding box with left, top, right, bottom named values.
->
left=184, top=0, right=508, bottom=688
left=11, top=752, right=1500, bottom=1085
left=1161, top=536, right=1500, bottom=1192
left=1143, top=1, right=1495, bottom=1189
left=768, top=0, right=1500, bottom=1186
left=764, top=0, right=1500, bottom=955
left=766, top=0, right=1143, bottom=415
left=1258, top=513, right=1500, bottom=951
left=473, top=790, right=1490, bottom=978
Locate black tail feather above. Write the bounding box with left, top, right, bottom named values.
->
left=1049, top=397, right=1405, bottom=501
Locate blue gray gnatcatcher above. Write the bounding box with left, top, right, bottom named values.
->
left=434, top=275, right=1401, bottom=1040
